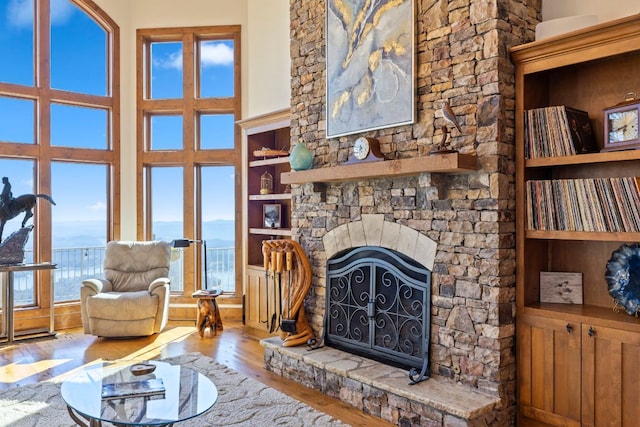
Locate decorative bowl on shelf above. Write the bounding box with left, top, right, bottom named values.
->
left=605, top=243, right=640, bottom=316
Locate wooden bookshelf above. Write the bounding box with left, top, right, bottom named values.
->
left=511, top=13, right=640, bottom=427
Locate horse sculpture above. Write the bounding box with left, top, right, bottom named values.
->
left=0, top=194, right=56, bottom=242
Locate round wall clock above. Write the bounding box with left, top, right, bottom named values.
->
left=602, top=93, right=640, bottom=152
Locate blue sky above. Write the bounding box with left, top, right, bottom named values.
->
left=0, top=0, right=237, bottom=245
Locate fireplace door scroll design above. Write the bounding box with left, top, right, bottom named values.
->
left=326, top=246, right=431, bottom=384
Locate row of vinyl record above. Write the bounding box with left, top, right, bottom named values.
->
left=524, top=105, right=598, bottom=158
left=526, top=177, right=640, bottom=232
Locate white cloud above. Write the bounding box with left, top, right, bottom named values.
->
left=152, top=42, right=233, bottom=71
left=7, top=0, right=33, bottom=28
left=88, top=201, right=106, bottom=212
left=201, top=42, right=234, bottom=67
left=50, top=0, right=75, bottom=25
left=154, top=50, right=183, bottom=70
left=7, top=0, right=74, bottom=28
left=20, top=178, right=34, bottom=190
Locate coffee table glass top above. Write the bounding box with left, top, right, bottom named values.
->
left=61, top=360, right=217, bottom=426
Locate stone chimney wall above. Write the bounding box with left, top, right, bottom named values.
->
left=288, top=0, right=541, bottom=413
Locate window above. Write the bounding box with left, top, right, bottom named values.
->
left=51, top=162, right=109, bottom=303
left=138, top=26, right=240, bottom=299
left=0, top=0, right=119, bottom=326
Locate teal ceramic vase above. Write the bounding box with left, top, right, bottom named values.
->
left=289, top=142, right=313, bottom=171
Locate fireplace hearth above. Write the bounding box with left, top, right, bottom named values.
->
left=325, top=246, right=431, bottom=384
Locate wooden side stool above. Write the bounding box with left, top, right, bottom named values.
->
left=192, top=290, right=223, bottom=338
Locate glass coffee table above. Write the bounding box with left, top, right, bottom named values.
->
left=61, top=360, right=217, bottom=427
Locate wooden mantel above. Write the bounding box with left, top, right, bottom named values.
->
left=280, top=152, right=477, bottom=185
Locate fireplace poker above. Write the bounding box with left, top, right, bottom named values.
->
left=269, top=251, right=279, bottom=333
left=281, top=249, right=297, bottom=333
left=274, top=250, right=284, bottom=333
left=261, top=245, right=271, bottom=328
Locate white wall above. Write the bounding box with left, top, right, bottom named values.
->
left=246, top=0, right=291, bottom=117
left=91, top=0, right=290, bottom=238
left=542, top=0, right=639, bottom=22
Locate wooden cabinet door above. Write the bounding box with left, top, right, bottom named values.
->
left=581, top=324, right=640, bottom=427
left=518, top=314, right=582, bottom=426
left=245, top=266, right=269, bottom=332
left=245, top=265, right=281, bottom=337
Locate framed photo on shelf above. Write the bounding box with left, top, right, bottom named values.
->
left=540, top=271, right=583, bottom=304
left=263, top=204, right=281, bottom=229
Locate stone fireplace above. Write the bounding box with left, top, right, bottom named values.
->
left=262, top=1, right=542, bottom=426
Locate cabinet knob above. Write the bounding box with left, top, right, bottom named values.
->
left=566, top=323, right=573, bottom=333
left=588, top=326, right=595, bottom=337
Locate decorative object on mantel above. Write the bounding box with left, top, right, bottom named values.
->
left=325, top=0, right=414, bottom=137
left=431, top=100, right=462, bottom=155
left=262, top=239, right=315, bottom=347
left=602, top=92, right=640, bottom=152
left=288, top=142, right=314, bottom=171
left=0, top=225, right=33, bottom=265
left=605, top=243, right=640, bottom=316
left=343, top=136, right=385, bottom=164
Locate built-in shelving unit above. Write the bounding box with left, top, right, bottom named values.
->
left=511, top=13, right=640, bottom=426
left=238, top=108, right=291, bottom=337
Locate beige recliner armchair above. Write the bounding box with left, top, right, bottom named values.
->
left=80, top=240, right=171, bottom=337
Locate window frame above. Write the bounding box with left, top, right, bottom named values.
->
left=0, top=0, right=119, bottom=329
left=136, top=26, right=242, bottom=304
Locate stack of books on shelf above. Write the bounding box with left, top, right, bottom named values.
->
left=524, top=105, right=598, bottom=158
left=526, top=177, right=640, bottom=232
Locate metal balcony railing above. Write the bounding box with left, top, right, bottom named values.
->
left=8, top=246, right=235, bottom=306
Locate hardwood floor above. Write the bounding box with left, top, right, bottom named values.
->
left=0, top=319, right=394, bottom=427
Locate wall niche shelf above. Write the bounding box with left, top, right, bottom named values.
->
left=280, top=152, right=477, bottom=185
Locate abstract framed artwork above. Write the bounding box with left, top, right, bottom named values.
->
left=326, top=0, right=415, bottom=138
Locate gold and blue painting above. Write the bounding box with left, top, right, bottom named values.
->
left=326, top=0, right=415, bottom=138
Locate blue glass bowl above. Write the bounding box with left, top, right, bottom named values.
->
left=605, top=243, right=640, bottom=316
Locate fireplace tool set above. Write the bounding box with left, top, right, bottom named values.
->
left=261, top=239, right=315, bottom=347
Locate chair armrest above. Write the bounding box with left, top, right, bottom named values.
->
left=149, top=278, right=171, bottom=293
left=82, top=278, right=112, bottom=294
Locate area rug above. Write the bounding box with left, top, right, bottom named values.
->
left=0, top=352, right=348, bottom=427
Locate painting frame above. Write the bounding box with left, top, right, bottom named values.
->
left=263, top=204, right=282, bottom=229
left=325, top=0, right=415, bottom=138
